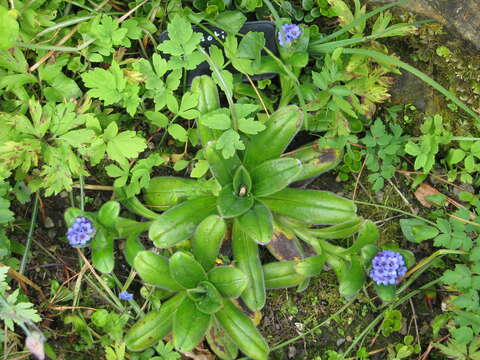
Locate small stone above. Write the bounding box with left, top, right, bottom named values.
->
left=43, top=216, right=54, bottom=229
left=288, top=346, right=297, bottom=358
left=294, top=322, right=304, bottom=332
left=336, top=338, right=346, bottom=346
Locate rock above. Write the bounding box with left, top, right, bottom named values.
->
left=372, top=0, right=480, bottom=50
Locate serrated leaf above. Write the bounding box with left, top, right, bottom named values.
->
left=106, top=130, right=147, bottom=164
left=238, top=117, right=265, bottom=135
left=216, top=129, right=244, bottom=159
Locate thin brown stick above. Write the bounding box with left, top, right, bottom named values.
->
left=246, top=74, right=270, bottom=117
left=0, top=264, right=46, bottom=300
left=409, top=299, right=421, bottom=347
left=387, top=178, right=416, bottom=214
left=29, top=25, right=81, bottom=72
left=419, top=334, right=450, bottom=360
left=352, top=154, right=368, bottom=201
left=118, top=0, right=148, bottom=22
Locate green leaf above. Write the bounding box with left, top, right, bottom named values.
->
left=168, top=124, right=188, bottom=142
left=213, top=11, right=246, bottom=34
left=207, top=267, right=248, bottom=300
left=446, top=148, right=465, bottom=166
left=400, top=219, right=439, bottom=243
left=251, top=158, right=302, bottom=197
left=169, top=251, right=207, bottom=289
left=91, top=232, right=114, bottom=274
left=81, top=61, right=125, bottom=105
left=149, top=196, right=217, bottom=248
left=106, top=125, right=147, bottom=164
left=192, top=215, right=226, bottom=271
left=237, top=32, right=265, bottom=60
left=217, top=185, right=254, bottom=218
left=190, top=160, right=209, bottom=178
left=216, top=129, right=245, bottom=159
left=205, top=141, right=242, bottom=186
left=0, top=6, right=19, bottom=49
left=188, top=281, right=223, bottom=314
left=261, top=188, right=356, bottom=225
left=232, top=165, right=252, bottom=196
left=97, top=201, right=120, bottom=227
left=173, top=297, right=211, bottom=352
left=236, top=202, right=273, bottom=245
left=134, top=251, right=183, bottom=291
left=295, top=255, right=326, bottom=277
left=199, top=108, right=231, bottom=130
left=238, top=117, right=266, bottom=135
left=374, top=284, right=396, bottom=302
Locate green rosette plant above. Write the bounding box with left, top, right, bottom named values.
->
left=127, top=76, right=380, bottom=312
left=125, top=243, right=269, bottom=360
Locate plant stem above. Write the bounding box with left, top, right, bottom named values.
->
left=79, top=174, right=85, bottom=212
left=353, top=200, right=437, bottom=226
left=19, top=194, right=39, bottom=275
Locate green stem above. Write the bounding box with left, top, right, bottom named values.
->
left=340, top=48, right=480, bottom=123
left=16, top=38, right=95, bottom=52
left=353, top=200, right=437, bottom=226
left=19, top=194, right=39, bottom=275
left=79, top=174, right=85, bottom=212
left=311, top=0, right=411, bottom=45
left=34, top=15, right=95, bottom=38
left=344, top=278, right=441, bottom=357
left=198, top=46, right=238, bottom=131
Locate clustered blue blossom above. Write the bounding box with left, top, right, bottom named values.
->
left=67, top=217, right=95, bottom=247
left=278, top=23, right=302, bottom=46
left=369, top=250, right=407, bottom=286
left=119, top=291, right=133, bottom=301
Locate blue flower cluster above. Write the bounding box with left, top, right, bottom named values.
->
left=67, top=217, right=95, bottom=247
left=278, top=24, right=302, bottom=46
left=369, top=250, right=407, bottom=286
left=119, top=291, right=133, bottom=301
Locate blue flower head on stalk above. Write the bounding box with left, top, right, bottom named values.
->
left=119, top=291, right=133, bottom=301
left=369, top=250, right=407, bottom=286
left=278, top=23, right=302, bottom=46
left=67, top=217, right=95, bottom=247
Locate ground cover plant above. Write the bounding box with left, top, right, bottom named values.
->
left=1, top=0, right=480, bottom=359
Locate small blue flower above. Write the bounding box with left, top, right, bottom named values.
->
left=67, top=217, right=95, bottom=247
left=119, top=291, right=133, bottom=301
left=369, top=250, right=407, bottom=286
left=278, top=24, right=302, bottom=46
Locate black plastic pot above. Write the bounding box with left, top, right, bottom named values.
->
left=158, top=21, right=279, bottom=85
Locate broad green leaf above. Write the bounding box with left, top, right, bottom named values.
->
left=232, top=165, right=252, bottom=196
left=187, top=281, right=223, bottom=314
left=97, top=201, right=120, bottom=227
left=149, top=196, right=217, bottom=248
left=192, top=215, right=226, bottom=271
left=173, top=297, right=211, bottom=352
left=0, top=6, right=19, bottom=49
left=208, top=266, right=248, bottom=298
left=261, top=188, right=356, bottom=225
left=217, top=185, right=254, bottom=218
left=169, top=251, right=207, bottom=289
left=251, top=158, right=302, bottom=197
left=134, top=251, right=183, bottom=291
left=400, top=218, right=439, bottom=243
left=237, top=202, right=273, bottom=245
left=91, top=232, right=114, bottom=274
